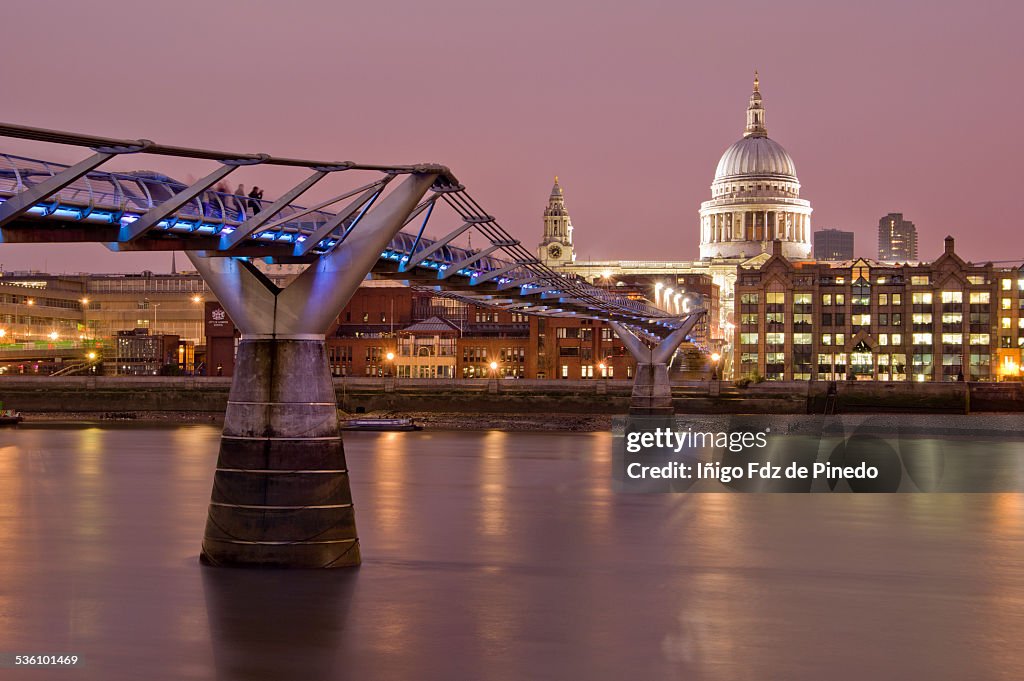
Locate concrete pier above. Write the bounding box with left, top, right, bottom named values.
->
left=628, top=362, right=676, bottom=415
left=609, top=313, right=705, bottom=415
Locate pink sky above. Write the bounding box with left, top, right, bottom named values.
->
left=3, top=0, right=1022, bottom=272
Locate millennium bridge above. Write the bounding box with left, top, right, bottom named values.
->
left=0, top=123, right=704, bottom=567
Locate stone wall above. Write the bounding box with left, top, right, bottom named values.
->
left=0, top=376, right=1020, bottom=415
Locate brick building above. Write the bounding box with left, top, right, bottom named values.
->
left=734, top=238, right=1023, bottom=382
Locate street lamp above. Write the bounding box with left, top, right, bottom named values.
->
left=711, top=352, right=721, bottom=383
left=385, top=351, right=395, bottom=377
left=191, top=295, right=203, bottom=304
left=48, top=331, right=59, bottom=341
left=489, top=360, right=499, bottom=378
left=80, top=297, right=90, bottom=340
left=144, top=298, right=160, bottom=333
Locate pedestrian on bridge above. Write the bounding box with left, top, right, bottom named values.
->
left=233, top=184, right=247, bottom=220
left=248, top=186, right=264, bottom=216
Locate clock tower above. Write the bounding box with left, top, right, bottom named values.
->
left=537, top=176, right=575, bottom=267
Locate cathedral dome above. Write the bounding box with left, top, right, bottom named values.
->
left=699, top=73, right=813, bottom=262
left=714, top=136, right=797, bottom=181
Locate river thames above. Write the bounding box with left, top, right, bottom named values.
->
left=1, top=423, right=1023, bottom=680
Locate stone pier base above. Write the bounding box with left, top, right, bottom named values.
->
left=630, top=362, right=674, bottom=415
left=200, top=338, right=360, bottom=568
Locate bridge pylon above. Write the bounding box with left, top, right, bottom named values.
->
left=609, top=313, right=705, bottom=415
left=188, top=172, right=439, bottom=568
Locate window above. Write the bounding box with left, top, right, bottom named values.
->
left=793, top=333, right=812, bottom=345
left=879, top=334, right=889, bottom=346
left=822, top=294, right=832, bottom=306
left=794, top=293, right=812, bottom=305
left=941, top=291, right=962, bottom=304
left=852, top=314, right=871, bottom=326
left=561, top=365, right=569, bottom=378
left=879, top=293, right=889, bottom=306
left=912, top=333, right=933, bottom=345
left=967, top=275, right=986, bottom=285
left=740, top=293, right=760, bottom=304
left=892, top=293, right=902, bottom=306
left=1002, top=317, right=1012, bottom=329
left=766, top=332, right=785, bottom=345
left=821, top=334, right=832, bottom=346
left=1002, top=298, right=1012, bottom=310
left=891, top=333, right=902, bottom=345
left=1002, top=279, right=1012, bottom=291
left=912, top=292, right=933, bottom=305
left=969, top=292, right=990, bottom=304
left=969, top=333, right=990, bottom=345
left=911, top=276, right=930, bottom=285
left=766, top=292, right=785, bottom=304
left=740, top=332, right=759, bottom=345
left=941, top=333, right=963, bottom=345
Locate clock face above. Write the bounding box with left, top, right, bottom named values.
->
left=548, top=244, right=562, bottom=259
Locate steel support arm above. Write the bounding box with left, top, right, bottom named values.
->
left=122, top=164, right=237, bottom=241
left=0, top=152, right=116, bottom=227
left=439, top=240, right=517, bottom=280
left=470, top=260, right=529, bottom=285
left=401, top=217, right=487, bottom=271
left=292, top=182, right=386, bottom=257
left=221, top=170, right=329, bottom=249
left=276, top=172, right=439, bottom=334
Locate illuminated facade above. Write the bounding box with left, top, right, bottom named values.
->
left=734, top=237, right=1024, bottom=382
left=877, top=213, right=918, bottom=262
left=699, top=73, right=813, bottom=260
left=537, top=177, right=575, bottom=267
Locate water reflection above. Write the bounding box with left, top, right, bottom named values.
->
left=202, top=567, right=357, bottom=681
left=0, top=423, right=1022, bottom=679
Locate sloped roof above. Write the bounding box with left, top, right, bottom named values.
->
left=399, top=316, right=461, bottom=334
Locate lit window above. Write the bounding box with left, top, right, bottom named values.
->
left=1002, top=279, right=1012, bottom=291
left=911, top=276, right=930, bottom=285
left=969, top=292, right=990, bottom=304
left=941, top=291, right=962, bottom=304
left=1002, top=298, right=1012, bottom=310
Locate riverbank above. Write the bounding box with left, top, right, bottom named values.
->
left=2, top=375, right=1021, bottom=417
left=15, top=409, right=1024, bottom=434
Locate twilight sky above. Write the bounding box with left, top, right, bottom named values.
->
left=3, top=0, right=1022, bottom=273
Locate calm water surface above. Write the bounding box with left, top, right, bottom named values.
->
left=1, top=424, right=1023, bottom=680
